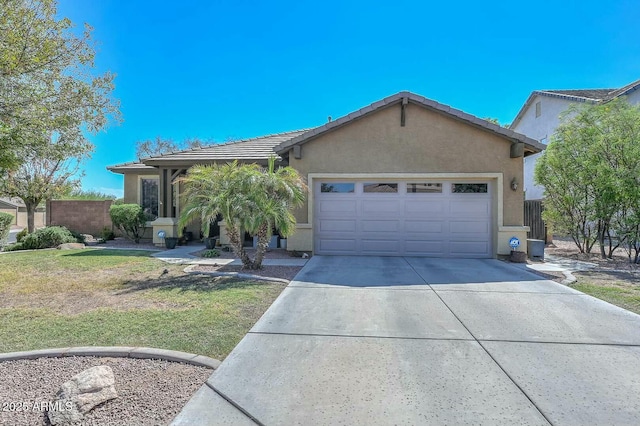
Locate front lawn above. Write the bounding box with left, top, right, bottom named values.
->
left=571, top=271, right=640, bottom=315
left=0, top=249, right=285, bottom=359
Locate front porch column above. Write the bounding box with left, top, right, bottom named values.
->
left=150, top=217, right=179, bottom=246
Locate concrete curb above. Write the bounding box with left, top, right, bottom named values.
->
left=184, top=264, right=290, bottom=284
left=560, top=271, right=577, bottom=285
left=0, top=346, right=221, bottom=369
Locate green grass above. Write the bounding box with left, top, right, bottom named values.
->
left=571, top=276, right=640, bottom=315
left=0, top=249, right=285, bottom=359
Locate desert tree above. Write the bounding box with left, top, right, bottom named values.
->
left=535, top=98, right=640, bottom=257
left=0, top=0, right=120, bottom=172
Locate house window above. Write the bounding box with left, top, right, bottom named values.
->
left=141, top=178, right=159, bottom=218
left=452, top=183, right=488, bottom=194
left=407, top=183, right=442, bottom=193
left=320, top=183, right=355, bottom=193
left=363, top=183, right=398, bottom=193
left=535, top=101, right=541, bottom=118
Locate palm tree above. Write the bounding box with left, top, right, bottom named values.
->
left=178, top=158, right=307, bottom=269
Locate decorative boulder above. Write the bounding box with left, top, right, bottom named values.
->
left=57, top=243, right=85, bottom=250
left=48, top=365, right=118, bottom=425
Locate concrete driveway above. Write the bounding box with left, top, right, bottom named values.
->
left=173, top=256, right=640, bottom=425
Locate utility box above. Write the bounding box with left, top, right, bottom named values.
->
left=527, top=239, right=545, bottom=260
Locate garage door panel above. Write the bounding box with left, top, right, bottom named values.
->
left=405, top=220, right=445, bottom=233
left=318, top=219, right=357, bottom=233
left=449, top=220, right=490, bottom=235
left=361, top=200, right=400, bottom=214
left=405, top=200, right=446, bottom=215
left=450, top=241, right=490, bottom=256
left=318, top=200, right=357, bottom=214
left=405, top=240, right=446, bottom=255
left=318, top=238, right=357, bottom=253
left=361, top=220, right=400, bottom=232
left=361, top=239, right=401, bottom=254
left=449, top=200, right=491, bottom=217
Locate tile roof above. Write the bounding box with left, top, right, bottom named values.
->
left=538, top=89, right=615, bottom=101
left=0, top=197, right=24, bottom=208
left=141, top=130, right=310, bottom=166
left=276, top=91, right=544, bottom=155
left=510, top=78, right=640, bottom=130
left=106, top=161, right=158, bottom=173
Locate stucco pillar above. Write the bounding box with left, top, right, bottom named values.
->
left=150, top=217, right=179, bottom=246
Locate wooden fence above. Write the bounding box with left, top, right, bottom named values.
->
left=524, top=200, right=547, bottom=242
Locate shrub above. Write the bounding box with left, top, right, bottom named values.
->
left=101, top=226, right=116, bottom=241
left=201, top=249, right=220, bottom=258
left=69, top=229, right=86, bottom=243
left=0, top=212, right=13, bottom=247
left=20, top=226, right=77, bottom=250
left=4, top=243, right=23, bottom=251
left=15, top=228, right=29, bottom=243
left=109, top=204, right=148, bottom=243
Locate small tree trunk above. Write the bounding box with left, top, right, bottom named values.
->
left=226, top=225, right=252, bottom=268
left=252, top=223, right=270, bottom=270
left=25, top=201, right=37, bottom=233
left=598, top=221, right=607, bottom=259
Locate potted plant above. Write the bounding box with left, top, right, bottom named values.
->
left=165, top=237, right=178, bottom=249
left=205, top=236, right=218, bottom=249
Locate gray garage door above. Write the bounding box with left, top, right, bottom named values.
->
left=314, top=181, right=492, bottom=257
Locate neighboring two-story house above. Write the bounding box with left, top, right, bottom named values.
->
left=510, top=78, right=640, bottom=201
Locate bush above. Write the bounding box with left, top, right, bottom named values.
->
left=201, top=249, right=220, bottom=258
left=15, top=228, right=28, bottom=243
left=109, top=204, right=148, bottom=243
left=0, top=212, right=13, bottom=247
left=101, top=226, right=116, bottom=241
left=69, top=229, right=86, bottom=244
left=20, top=226, right=77, bottom=250
left=3, top=243, right=23, bottom=251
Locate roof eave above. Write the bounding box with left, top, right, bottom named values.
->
left=142, top=156, right=284, bottom=167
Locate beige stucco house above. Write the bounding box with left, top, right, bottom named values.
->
left=108, top=92, right=543, bottom=258
left=0, top=197, right=46, bottom=229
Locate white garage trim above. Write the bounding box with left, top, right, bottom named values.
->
left=306, top=173, right=503, bottom=257
left=307, top=173, right=504, bottom=225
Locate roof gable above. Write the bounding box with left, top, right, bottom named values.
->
left=275, top=91, right=543, bottom=155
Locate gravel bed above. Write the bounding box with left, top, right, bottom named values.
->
left=0, top=356, right=212, bottom=426
left=194, top=264, right=302, bottom=281
left=547, top=237, right=640, bottom=272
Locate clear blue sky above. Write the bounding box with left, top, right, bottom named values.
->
left=58, top=0, right=640, bottom=198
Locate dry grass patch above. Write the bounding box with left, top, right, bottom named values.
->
left=0, top=249, right=286, bottom=359
left=572, top=270, right=640, bottom=315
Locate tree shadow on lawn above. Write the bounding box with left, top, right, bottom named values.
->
left=62, top=249, right=157, bottom=258
left=115, top=273, right=268, bottom=296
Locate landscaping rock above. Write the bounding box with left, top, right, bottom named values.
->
left=48, top=365, right=118, bottom=425
left=57, top=242, right=85, bottom=250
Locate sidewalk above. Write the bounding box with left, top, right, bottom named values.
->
left=510, top=254, right=597, bottom=284
left=151, top=244, right=308, bottom=266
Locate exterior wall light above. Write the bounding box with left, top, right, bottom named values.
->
left=511, top=178, right=519, bottom=191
